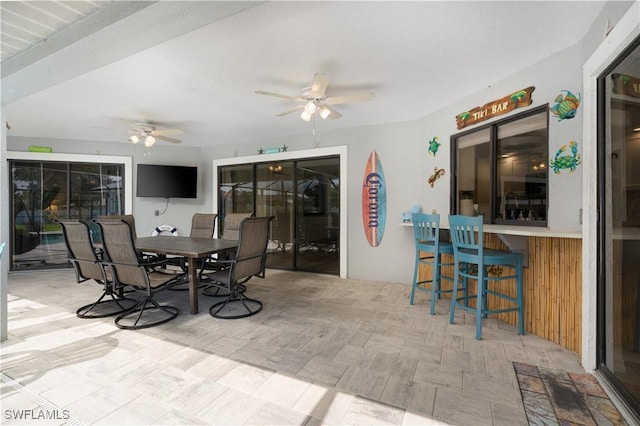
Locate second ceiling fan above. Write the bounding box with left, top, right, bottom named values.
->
left=255, top=73, right=375, bottom=121
left=127, top=121, right=183, bottom=147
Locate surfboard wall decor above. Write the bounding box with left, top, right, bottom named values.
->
left=362, top=150, right=387, bottom=247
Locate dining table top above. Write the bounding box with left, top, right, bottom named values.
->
left=135, top=236, right=238, bottom=258
left=134, top=236, right=238, bottom=315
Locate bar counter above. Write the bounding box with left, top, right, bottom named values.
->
left=403, top=222, right=583, bottom=354
left=402, top=221, right=582, bottom=238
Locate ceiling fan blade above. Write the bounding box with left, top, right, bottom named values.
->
left=154, top=128, right=184, bottom=136
left=154, top=134, right=182, bottom=144
left=324, top=92, right=375, bottom=105
left=276, top=105, right=304, bottom=116
left=255, top=90, right=303, bottom=101
left=310, top=73, right=330, bottom=99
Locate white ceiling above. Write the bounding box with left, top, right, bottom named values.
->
left=1, top=1, right=612, bottom=148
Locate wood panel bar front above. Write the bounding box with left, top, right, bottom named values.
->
left=418, top=234, right=582, bottom=354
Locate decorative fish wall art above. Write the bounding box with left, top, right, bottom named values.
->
left=427, top=136, right=441, bottom=156
left=550, top=90, right=581, bottom=121
left=550, top=141, right=581, bottom=174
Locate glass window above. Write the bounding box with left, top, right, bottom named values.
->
left=456, top=128, right=491, bottom=218
left=452, top=106, right=548, bottom=225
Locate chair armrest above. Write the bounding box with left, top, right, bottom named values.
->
left=140, top=257, right=180, bottom=269
left=100, top=259, right=141, bottom=268
left=201, top=258, right=234, bottom=270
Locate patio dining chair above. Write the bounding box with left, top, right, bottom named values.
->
left=96, top=214, right=159, bottom=262
left=168, top=213, right=218, bottom=289
left=57, top=219, right=136, bottom=318
left=205, top=216, right=272, bottom=319
left=201, top=212, right=252, bottom=297
left=97, top=214, right=138, bottom=237
left=410, top=213, right=455, bottom=315
left=448, top=214, right=525, bottom=340
left=97, top=219, right=183, bottom=329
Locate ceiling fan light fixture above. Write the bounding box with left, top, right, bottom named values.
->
left=304, top=100, right=317, bottom=114
left=319, top=106, right=331, bottom=120
left=129, top=134, right=140, bottom=144
left=300, top=110, right=312, bottom=122
left=144, top=134, right=156, bottom=147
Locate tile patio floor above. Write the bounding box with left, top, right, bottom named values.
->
left=1, top=268, right=603, bottom=425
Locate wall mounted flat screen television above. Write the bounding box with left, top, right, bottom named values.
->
left=136, top=164, right=198, bottom=198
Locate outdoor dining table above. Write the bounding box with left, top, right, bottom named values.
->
left=135, top=236, right=238, bottom=314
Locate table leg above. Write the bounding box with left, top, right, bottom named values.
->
left=188, top=256, right=199, bottom=314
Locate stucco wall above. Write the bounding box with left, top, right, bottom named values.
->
left=5, top=1, right=635, bottom=286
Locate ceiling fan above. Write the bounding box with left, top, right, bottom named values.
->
left=255, top=73, right=375, bottom=121
left=127, top=122, right=183, bottom=147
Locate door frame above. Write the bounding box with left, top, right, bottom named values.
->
left=582, top=2, right=639, bottom=423
left=213, top=146, right=347, bottom=278
left=582, top=1, right=639, bottom=372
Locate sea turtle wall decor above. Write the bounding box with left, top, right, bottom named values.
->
left=427, top=136, right=441, bottom=156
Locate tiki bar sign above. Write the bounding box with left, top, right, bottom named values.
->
left=456, top=86, right=535, bottom=130
left=612, top=74, right=640, bottom=98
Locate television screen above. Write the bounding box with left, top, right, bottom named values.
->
left=136, top=164, right=198, bottom=198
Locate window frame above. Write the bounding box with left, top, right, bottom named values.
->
left=450, top=104, right=549, bottom=226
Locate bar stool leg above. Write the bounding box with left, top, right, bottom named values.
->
left=430, top=252, right=440, bottom=315
left=463, top=263, right=470, bottom=307
left=449, top=260, right=460, bottom=325
left=476, top=268, right=485, bottom=340
left=410, top=249, right=420, bottom=305
left=517, top=257, right=525, bottom=335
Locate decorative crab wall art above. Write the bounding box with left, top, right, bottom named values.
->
left=550, top=141, right=581, bottom=174
left=427, top=136, right=441, bottom=156
left=428, top=167, right=445, bottom=187
left=550, top=90, right=581, bottom=121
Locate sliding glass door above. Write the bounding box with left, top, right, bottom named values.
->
left=295, top=157, right=340, bottom=275
left=255, top=161, right=294, bottom=270
left=218, top=155, right=340, bottom=275
left=10, top=160, right=125, bottom=271
left=598, top=36, right=640, bottom=414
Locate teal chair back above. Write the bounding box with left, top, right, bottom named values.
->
left=448, top=214, right=482, bottom=259
left=412, top=213, right=440, bottom=247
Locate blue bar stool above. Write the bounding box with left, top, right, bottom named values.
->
left=410, top=213, right=454, bottom=315
left=448, top=214, right=524, bottom=340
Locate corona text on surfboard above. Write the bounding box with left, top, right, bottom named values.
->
left=365, top=172, right=383, bottom=228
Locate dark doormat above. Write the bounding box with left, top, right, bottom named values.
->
left=513, top=362, right=628, bottom=425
